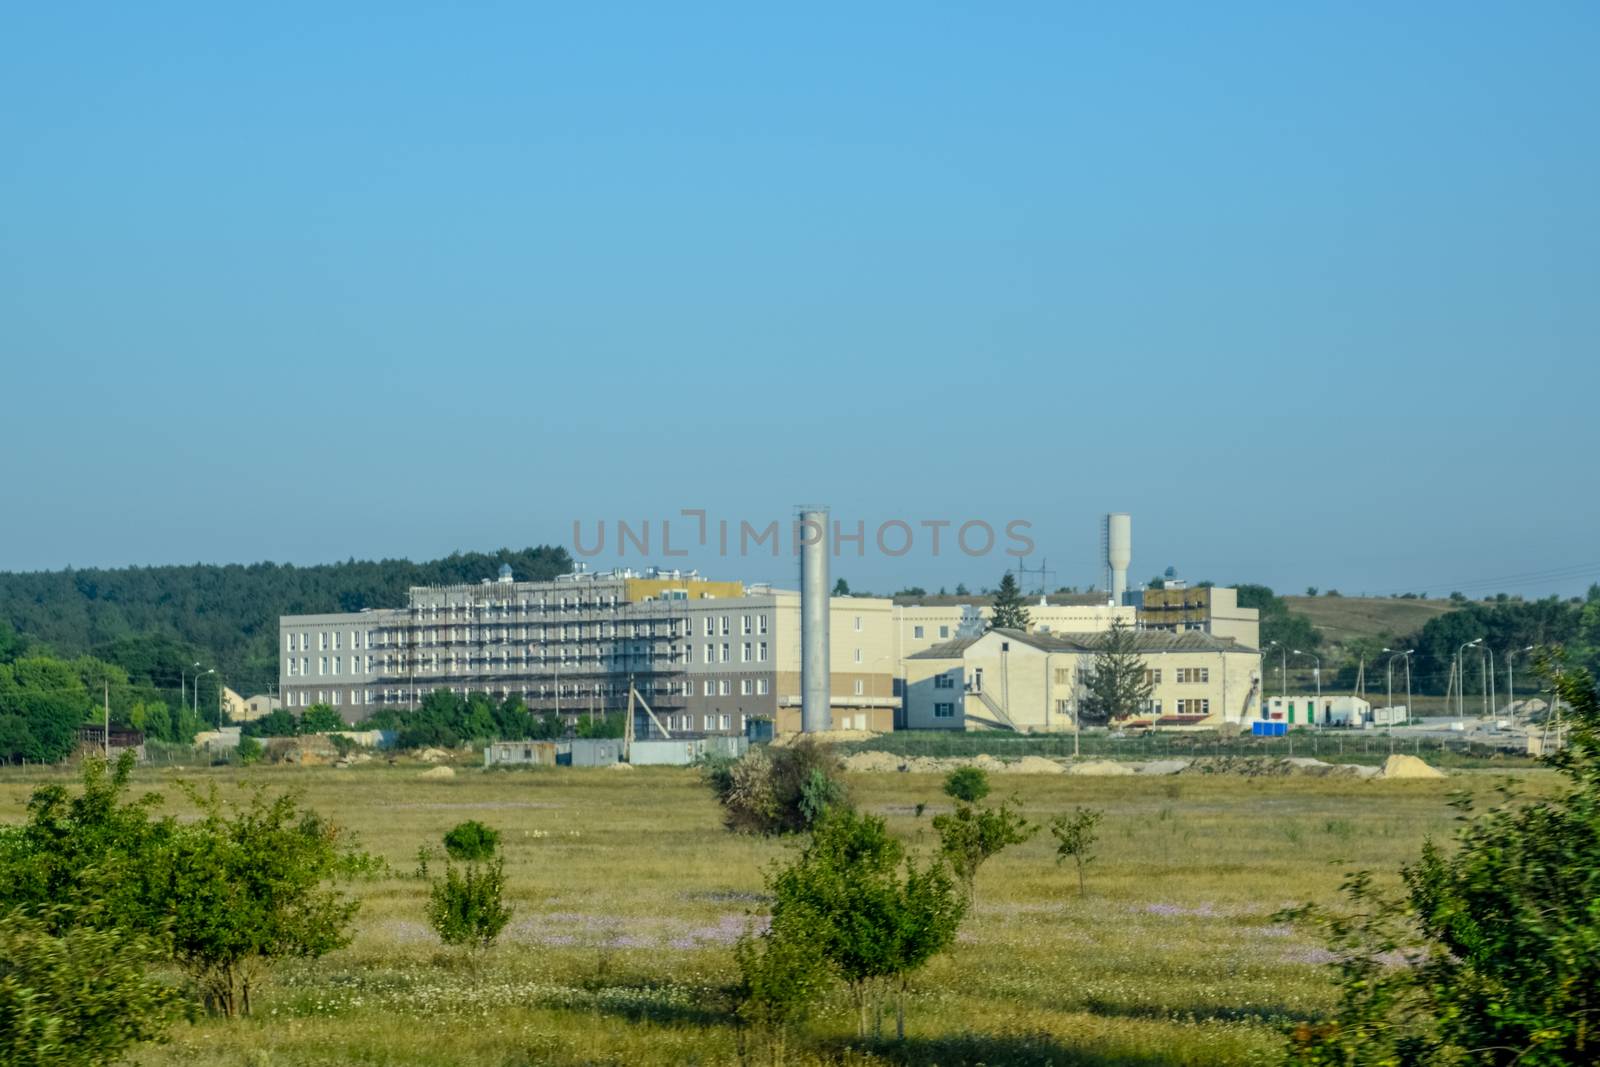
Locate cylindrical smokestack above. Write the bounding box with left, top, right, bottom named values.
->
left=1105, top=512, right=1132, bottom=605
left=799, top=507, right=831, bottom=733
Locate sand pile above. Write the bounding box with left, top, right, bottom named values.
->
left=415, top=747, right=451, bottom=763
left=417, top=765, right=456, bottom=780
left=1378, top=754, right=1445, bottom=779
left=606, top=761, right=635, bottom=771
left=843, top=751, right=905, bottom=773
left=1002, top=755, right=1066, bottom=775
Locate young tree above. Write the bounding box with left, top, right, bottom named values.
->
left=932, top=797, right=1035, bottom=897
left=1049, top=807, right=1103, bottom=896
left=730, top=909, right=829, bottom=1064
left=988, top=572, right=1031, bottom=631
left=1284, top=661, right=1600, bottom=1065
left=832, top=578, right=851, bottom=597
left=427, top=857, right=513, bottom=953
left=942, top=766, right=990, bottom=804
left=1078, top=619, right=1153, bottom=726
left=769, top=808, right=966, bottom=1038
left=163, top=784, right=362, bottom=1015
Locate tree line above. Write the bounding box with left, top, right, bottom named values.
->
left=0, top=546, right=572, bottom=697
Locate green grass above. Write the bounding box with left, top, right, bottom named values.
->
left=0, top=761, right=1553, bottom=1066
left=841, top=729, right=1539, bottom=769
left=1281, top=594, right=1458, bottom=647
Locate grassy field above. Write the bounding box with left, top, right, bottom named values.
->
left=1280, top=595, right=1457, bottom=648
left=0, top=761, right=1549, bottom=1067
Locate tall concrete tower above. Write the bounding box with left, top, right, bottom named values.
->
left=1104, top=512, right=1132, bottom=605
left=799, top=507, right=831, bottom=733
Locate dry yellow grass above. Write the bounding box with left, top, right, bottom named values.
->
left=0, top=761, right=1543, bottom=1066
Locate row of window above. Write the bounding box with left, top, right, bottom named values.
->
left=287, top=656, right=375, bottom=678
left=701, top=614, right=770, bottom=636
left=701, top=678, right=772, bottom=697
left=910, top=624, right=953, bottom=640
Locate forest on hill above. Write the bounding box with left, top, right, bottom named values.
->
left=0, top=547, right=572, bottom=697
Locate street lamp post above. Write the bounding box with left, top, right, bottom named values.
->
left=1292, top=649, right=1321, bottom=725
left=1383, top=648, right=1415, bottom=725
left=1456, top=638, right=1482, bottom=728
left=1505, top=645, right=1534, bottom=716
left=1266, top=641, right=1287, bottom=702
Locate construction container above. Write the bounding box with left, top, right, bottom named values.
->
left=483, top=741, right=558, bottom=767
left=561, top=739, right=623, bottom=767
left=629, top=738, right=707, bottom=766
left=701, top=735, right=750, bottom=760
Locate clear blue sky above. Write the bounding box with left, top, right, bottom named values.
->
left=3, top=2, right=1596, bottom=598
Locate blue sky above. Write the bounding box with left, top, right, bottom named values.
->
left=2, top=2, right=1596, bottom=597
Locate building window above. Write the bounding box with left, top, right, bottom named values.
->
left=719, top=679, right=730, bottom=696
left=853, top=615, right=862, bottom=632
left=939, top=625, right=949, bottom=638
left=1144, top=668, right=1163, bottom=685
left=934, top=702, right=955, bottom=719
left=853, top=680, right=864, bottom=696
left=741, top=642, right=752, bottom=663
left=758, top=615, right=768, bottom=634
left=703, top=680, right=713, bottom=696
left=332, top=632, right=340, bottom=651
left=719, top=714, right=730, bottom=731
left=318, top=632, right=327, bottom=652
left=853, top=648, right=862, bottom=664
left=758, top=642, right=767, bottom=662
left=740, top=679, right=753, bottom=695
left=331, top=690, right=341, bottom=707
left=1054, top=668, right=1072, bottom=685
left=704, top=644, right=714, bottom=664
left=332, top=656, right=341, bottom=675
left=756, top=679, right=769, bottom=695
left=913, top=625, right=925, bottom=639
left=318, top=657, right=327, bottom=676
left=704, top=617, right=714, bottom=636
left=1177, top=698, right=1210, bottom=715
left=720, top=616, right=730, bottom=635
left=741, top=615, right=752, bottom=635
left=721, top=643, right=730, bottom=663
left=1176, top=668, right=1209, bottom=684
left=934, top=674, right=955, bottom=689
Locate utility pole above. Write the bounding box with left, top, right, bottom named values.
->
left=103, top=681, right=110, bottom=759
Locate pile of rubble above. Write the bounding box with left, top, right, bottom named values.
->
left=839, top=751, right=1447, bottom=779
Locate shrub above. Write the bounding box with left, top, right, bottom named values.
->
left=427, top=857, right=513, bottom=952
left=235, top=736, right=263, bottom=765
left=1283, top=662, right=1600, bottom=1065
left=165, top=783, right=361, bottom=1016
left=942, top=766, right=990, bottom=804
left=731, top=910, right=828, bottom=1064
left=442, top=820, right=500, bottom=862
left=932, top=797, right=1036, bottom=896
left=0, top=910, right=180, bottom=1067
left=707, top=738, right=849, bottom=835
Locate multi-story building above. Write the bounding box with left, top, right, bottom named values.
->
left=278, top=566, right=899, bottom=734
left=1129, top=584, right=1259, bottom=648
left=903, top=627, right=1262, bottom=731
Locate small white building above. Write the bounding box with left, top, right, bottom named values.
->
left=1263, top=694, right=1371, bottom=727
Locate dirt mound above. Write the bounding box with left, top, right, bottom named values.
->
left=417, top=765, right=456, bottom=780
left=1065, top=759, right=1135, bottom=777
left=772, top=729, right=880, bottom=746
left=415, top=747, right=451, bottom=764
left=606, top=761, right=635, bottom=771
left=1378, top=754, right=1445, bottom=779
left=843, top=751, right=906, bottom=773
left=1002, top=755, right=1066, bottom=775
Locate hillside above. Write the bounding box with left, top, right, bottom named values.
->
left=1283, top=595, right=1460, bottom=648
left=0, top=546, right=572, bottom=695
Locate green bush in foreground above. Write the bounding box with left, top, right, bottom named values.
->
left=0, top=910, right=180, bottom=1067
left=706, top=738, right=849, bottom=835
left=1285, top=661, right=1600, bottom=1066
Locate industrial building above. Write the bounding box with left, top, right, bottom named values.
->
left=1128, top=582, right=1260, bottom=649
left=904, top=628, right=1261, bottom=731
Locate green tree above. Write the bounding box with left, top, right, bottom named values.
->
left=1283, top=661, right=1600, bottom=1065
left=706, top=738, right=849, bottom=835
left=832, top=578, right=851, bottom=596
left=771, top=808, right=966, bottom=1038
left=731, top=909, right=829, bottom=1064
left=942, top=766, right=990, bottom=804
left=932, top=797, right=1035, bottom=897
left=162, top=783, right=361, bottom=1015
left=427, top=857, right=513, bottom=953
left=0, top=911, right=180, bottom=1067
left=244, top=708, right=298, bottom=738
left=988, top=572, right=1031, bottom=631
left=1078, top=619, right=1153, bottom=726
left=1049, top=807, right=1103, bottom=896
left=297, top=704, right=343, bottom=734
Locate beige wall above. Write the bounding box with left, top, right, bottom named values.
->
left=906, top=631, right=1263, bottom=732
left=892, top=602, right=1134, bottom=661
